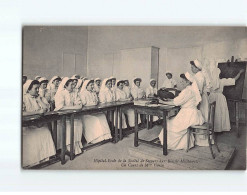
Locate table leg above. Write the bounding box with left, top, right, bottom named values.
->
left=61, top=115, right=66, bottom=165
left=53, top=120, right=57, bottom=150
left=163, top=111, right=167, bottom=155
left=111, top=110, right=114, bottom=133
left=70, top=114, right=75, bottom=160
left=235, top=101, right=240, bottom=137
left=114, top=107, right=119, bottom=143
left=134, top=109, right=139, bottom=147
left=147, top=115, right=150, bottom=129
left=150, top=115, right=153, bottom=129
left=119, top=106, right=123, bottom=140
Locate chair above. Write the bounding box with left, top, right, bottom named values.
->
left=186, top=101, right=220, bottom=159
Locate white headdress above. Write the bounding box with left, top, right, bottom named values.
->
left=71, top=74, right=80, bottom=79
left=56, top=77, right=70, bottom=94
left=185, top=72, right=201, bottom=105
left=94, top=78, right=101, bottom=82
left=34, top=75, right=41, bottom=80
left=47, top=76, right=60, bottom=90
left=75, top=79, right=83, bottom=89
left=99, top=78, right=111, bottom=93
left=23, top=79, right=34, bottom=95
left=38, top=77, right=48, bottom=83
left=192, top=59, right=202, bottom=70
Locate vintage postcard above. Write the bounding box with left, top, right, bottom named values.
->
left=22, top=26, right=247, bottom=170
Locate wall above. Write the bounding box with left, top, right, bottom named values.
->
left=87, top=26, right=247, bottom=87
left=23, top=26, right=88, bottom=80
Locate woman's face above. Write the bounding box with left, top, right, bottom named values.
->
left=166, top=74, right=172, bottom=79
left=86, top=82, right=94, bottom=91
left=180, top=78, right=190, bottom=88
left=73, top=80, right=78, bottom=88
left=150, top=81, right=156, bottom=87
left=53, top=79, right=60, bottom=88
left=191, top=65, right=198, bottom=74
left=106, top=81, right=112, bottom=89
left=118, top=82, right=124, bottom=90
left=124, top=81, right=129, bottom=86
left=96, top=80, right=101, bottom=86
left=29, top=84, right=40, bottom=97
left=135, top=80, right=141, bottom=87
left=40, top=82, right=47, bottom=89
left=65, top=81, right=73, bottom=92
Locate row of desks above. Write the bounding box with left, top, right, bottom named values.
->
left=22, top=100, right=179, bottom=167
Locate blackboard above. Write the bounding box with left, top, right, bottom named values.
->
left=218, top=62, right=246, bottom=100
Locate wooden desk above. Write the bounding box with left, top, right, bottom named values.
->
left=133, top=104, right=179, bottom=155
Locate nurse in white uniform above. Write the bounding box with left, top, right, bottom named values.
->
left=158, top=72, right=204, bottom=150
left=54, top=77, right=83, bottom=155
left=209, top=68, right=244, bottom=132
left=79, top=80, right=112, bottom=144
left=190, top=59, right=210, bottom=146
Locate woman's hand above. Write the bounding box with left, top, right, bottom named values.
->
left=37, top=108, right=47, bottom=114
left=239, top=69, right=245, bottom=74
left=74, top=104, right=82, bottom=110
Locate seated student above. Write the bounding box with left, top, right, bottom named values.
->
left=93, top=78, right=101, bottom=95
left=54, top=77, right=83, bottom=155
left=46, top=76, right=61, bottom=111
left=99, top=78, right=115, bottom=103
left=146, top=79, right=158, bottom=98
left=158, top=72, right=204, bottom=150
left=123, top=79, right=132, bottom=99
left=73, top=79, right=83, bottom=95
left=159, top=72, right=177, bottom=99
left=146, top=79, right=159, bottom=122
left=114, top=80, right=133, bottom=129
left=70, top=76, right=78, bottom=90
left=109, top=76, right=116, bottom=89
left=22, top=80, right=56, bottom=167
left=209, top=68, right=244, bottom=132
left=131, top=77, right=146, bottom=125
left=131, top=77, right=145, bottom=100
left=38, top=77, right=48, bottom=97
left=161, top=72, right=177, bottom=88
left=79, top=80, right=112, bottom=143
left=99, top=78, right=116, bottom=127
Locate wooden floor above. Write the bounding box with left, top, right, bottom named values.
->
left=128, top=126, right=235, bottom=170
left=44, top=124, right=245, bottom=170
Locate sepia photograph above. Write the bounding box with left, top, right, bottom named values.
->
left=21, top=26, right=247, bottom=170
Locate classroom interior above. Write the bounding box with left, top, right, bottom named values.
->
left=22, top=26, right=247, bottom=170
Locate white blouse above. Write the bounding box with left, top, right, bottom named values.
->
left=146, top=86, right=157, bottom=97
left=23, top=93, right=49, bottom=112
left=80, top=90, right=98, bottom=106
left=115, top=88, right=128, bottom=101
left=99, top=88, right=115, bottom=103
left=131, top=86, right=145, bottom=99
left=123, top=86, right=131, bottom=98
left=55, top=89, right=81, bottom=111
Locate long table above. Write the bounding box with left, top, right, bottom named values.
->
left=22, top=101, right=134, bottom=167
left=22, top=100, right=180, bottom=167
left=133, top=104, right=180, bottom=155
